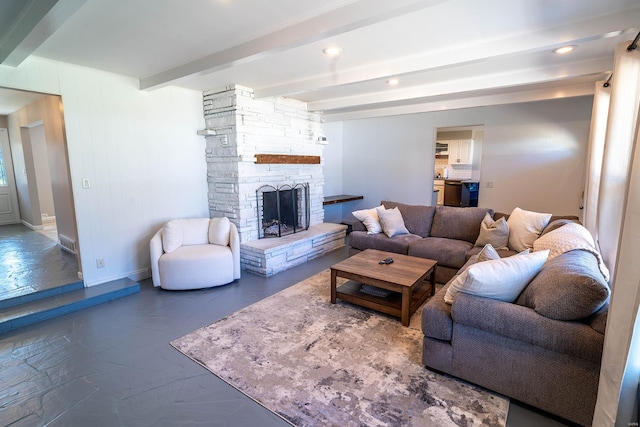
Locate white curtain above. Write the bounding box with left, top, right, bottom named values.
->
left=583, top=81, right=611, bottom=237
left=592, top=40, right=640, bottom=426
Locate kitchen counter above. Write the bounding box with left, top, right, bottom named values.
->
left=444, top=179, right=479, bottom=183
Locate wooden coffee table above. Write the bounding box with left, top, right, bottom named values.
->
left=330, top=249, right=437, bottom=326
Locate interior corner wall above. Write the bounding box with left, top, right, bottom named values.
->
left=0, top=57, right=207, bottom=286
left=329, top=96, right=592, bottom=219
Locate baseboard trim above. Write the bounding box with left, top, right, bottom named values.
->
left=21, top=220, right=43, bottom=230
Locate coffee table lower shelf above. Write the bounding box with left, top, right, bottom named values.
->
left=334, top=279, right=433, bottom=325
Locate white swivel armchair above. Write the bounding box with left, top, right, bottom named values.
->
left=149, top=217, right=240, bottom=290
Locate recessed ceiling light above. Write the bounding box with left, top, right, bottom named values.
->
left=553, top=45, right=577, bottom=55
left=322, top=46, right=342, bottom=57
left=386, top=78, right=400, bottom=86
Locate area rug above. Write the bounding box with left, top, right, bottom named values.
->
left=171, top=270, right=509, bottom=427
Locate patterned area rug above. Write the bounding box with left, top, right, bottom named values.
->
left=171, top=270, right=508, bottom=426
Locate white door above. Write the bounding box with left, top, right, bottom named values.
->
left=0, top=128, right=21, bottom=224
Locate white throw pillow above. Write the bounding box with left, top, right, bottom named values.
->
left=506, top=207, right=552, bottom=252
left=445, top=250, right=549, bottom=304
left=376, top=206, right=410, bottom=237
left=181, top=218, right=211, bottom=246
left=162, top=218, right=212, bottom=253
left=352, top=205, right=384, bottom=234
left=162, top=219, right=184, bottom=253
left=475, top=213, right=509, bottom=249
left=444, top=244, right=500, bottom=304
left=209, top=217, right=231, bottom=246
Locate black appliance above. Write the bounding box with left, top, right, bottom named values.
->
left=444, top=180, right=479, bottom=207
left=461, top=181, right=479, bottom=207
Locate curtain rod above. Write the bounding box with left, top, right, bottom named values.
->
left=603, top=73, right=613, bottom=88
left=627, top=31, right=640, bottom=52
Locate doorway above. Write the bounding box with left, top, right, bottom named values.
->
left=0, top=88, right=81, bottom=301
left=433, top=125, right=484, bottom=206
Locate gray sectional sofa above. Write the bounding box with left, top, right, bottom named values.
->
left=349, top=201, right=504, bottom=283
left=348, top=200, right=609, bottom=426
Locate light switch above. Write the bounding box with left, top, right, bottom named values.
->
left=82, top=177, right=91, bottom=189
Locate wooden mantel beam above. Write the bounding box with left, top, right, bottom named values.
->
left=255, top=154, right=320, bottom=164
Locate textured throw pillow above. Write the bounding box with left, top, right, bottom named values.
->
left=352, top=205, right=384, bottom=234
left=506, top=207, right=552, bottom=252
left=539, top=218, right=578, bottom=238
left=445, top=250, right=549, bottom=304
left=533, top=222, right=610, bottom=281
left=516, top=250, right=610, bottom=320
left=444, top=244, right=500, bottom=304
left=209, top=217, right=231, bottom=246
left=474, top=213, right=509, bottom=249
left=376, top=206, right=410, bottom=237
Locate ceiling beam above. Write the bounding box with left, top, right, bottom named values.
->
left=323, top=82, right=596, bottom=122
left=0, top=0, right=88, bottom=67
left=139, top=0, right=446, bottom=91
left=309, top=57, right=611, bottom=111
left=256, top=8, right=640, bottom=99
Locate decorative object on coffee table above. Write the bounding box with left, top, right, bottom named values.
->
left=330, top=249, right=436, bottom=326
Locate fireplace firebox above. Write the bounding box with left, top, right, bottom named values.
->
left=257, top=183, right=310, bottom=238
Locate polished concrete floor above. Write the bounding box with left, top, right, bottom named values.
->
left=0, top=235, right=570, bottom=426
left=0, top=224, right=80, bottom=302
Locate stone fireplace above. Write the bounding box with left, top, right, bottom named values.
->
left=200, top=85, right=346, bottom=275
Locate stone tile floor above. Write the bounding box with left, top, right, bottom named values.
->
left=0, top=224, right=80, bottom=302
left=0, top=229, right=569, bottom=426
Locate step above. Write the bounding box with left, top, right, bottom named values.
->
left=0, top=278, right=140, bottom=333
left=0, top=281, right=85, bottom=310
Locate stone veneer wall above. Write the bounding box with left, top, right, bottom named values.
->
left=202, top=85, right=326, bottom=243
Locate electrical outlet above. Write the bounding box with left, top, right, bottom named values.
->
left=486, top=181, right=494, bottom=188
left=96, top=258, right=105, bottom=269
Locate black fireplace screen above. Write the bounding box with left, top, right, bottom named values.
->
left=256, top=183, right=310, bottom=238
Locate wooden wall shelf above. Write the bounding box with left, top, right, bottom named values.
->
left=323, top=195, right=363, bottom=206
left=255, top=154, right=320, bottom=164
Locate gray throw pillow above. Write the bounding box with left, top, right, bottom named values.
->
left=516, top=250, right=610, bottom=320
left=474, top=213, right=509, bottom=249
left=376, top=206, right=409, bottom=237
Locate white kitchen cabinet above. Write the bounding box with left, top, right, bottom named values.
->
left=434, top=180, right=445, bottom=205
left=447, top=139, right=474, bottom=165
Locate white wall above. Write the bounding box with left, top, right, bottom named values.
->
left=0, top=57, right=207, bottom=286
left=480, top=99, right=592, bottom=215
left=30, top=124, right=55, bottom=219
left=340, top=113, right=437, bottom=214
left=324, top=97, right=592, bottom=220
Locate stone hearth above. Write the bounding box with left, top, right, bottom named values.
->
left=241, top=223, right=346, bottom=276
left=201, top=85, right=345, bottom=276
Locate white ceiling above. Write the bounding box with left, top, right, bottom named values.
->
left=1, top=0, right=638, bottom=120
